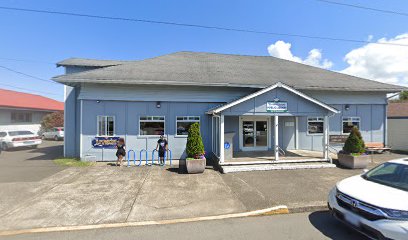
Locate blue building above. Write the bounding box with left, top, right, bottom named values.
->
left=53, top=51, right=405, bottom=164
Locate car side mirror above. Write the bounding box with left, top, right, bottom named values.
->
left=362, top=169, right=369, bottom=174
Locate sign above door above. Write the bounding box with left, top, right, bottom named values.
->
left=266, top=101, right=288, bottom=113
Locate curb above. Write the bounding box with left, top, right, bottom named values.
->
left=0, top=205, right=289, bottom=237
left=288, top=204, right=328, bottom=214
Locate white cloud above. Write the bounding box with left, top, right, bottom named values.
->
left=341, top=34, right=408, bottom=86
left=267, top=40, right=333, bottom=69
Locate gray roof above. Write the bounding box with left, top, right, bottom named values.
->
left=53, top=51, right=406, bottom=92
left=56, top=58, right=129, bottom=67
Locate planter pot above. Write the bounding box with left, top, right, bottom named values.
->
left=186, top=158, right=206, bottom=174
left=338, top=153, right=369, bottom=169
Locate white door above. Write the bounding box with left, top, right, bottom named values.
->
left=240, top=117, right=269, bottom=151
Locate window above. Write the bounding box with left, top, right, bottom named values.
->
left=342, top=117, right=360, bottom=134
left=140, top=116, right=165, bottom=136
left=11, top=112, right=32, bottom=123
left=176, top=116, right=200, bottom=136
left=307, top=117, right=324, bottom=135
left=97, top=116, right=115, bottom=136
left=0, top=132, right=7, bottom=137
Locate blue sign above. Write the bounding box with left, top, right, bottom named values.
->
left=224, top=142, right=231, bottom=149
left=92, top=137, right=120, bottom=149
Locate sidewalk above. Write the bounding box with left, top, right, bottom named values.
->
left=0, top=152, right=406, bottom=232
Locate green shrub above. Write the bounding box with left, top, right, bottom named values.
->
left=186, top=122, right=205, bottom=158
left=343, top=127, right=365, bottom=154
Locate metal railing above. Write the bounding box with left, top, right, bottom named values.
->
left=277, top=146, right=286, bottom=156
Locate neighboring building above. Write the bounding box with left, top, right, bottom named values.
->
left=0, top=89, right=64, bottom=134
left=387, top=102, right=408, bottom=152
left=53, top=52, right=406, bottom=161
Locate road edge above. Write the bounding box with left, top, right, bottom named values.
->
left=0, top=205, right=289, bottom=237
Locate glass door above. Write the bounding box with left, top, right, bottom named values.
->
left=241, top=118, right=268, bottom=150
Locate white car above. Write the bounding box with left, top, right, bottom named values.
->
left=0, top=130, right=42, bottom=150
left=328, top=159, right=408, bottom=240
left=42, top=127, right=64, bottom=141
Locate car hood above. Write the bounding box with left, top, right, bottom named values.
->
left=337, top=175, right=408, bottom=211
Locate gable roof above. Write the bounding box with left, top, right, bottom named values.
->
left=53, top=51, right=406, bottom=92
left=206, top=82, right=339, bottom=114
left=388, top=102, right=408, bottom=118
left=0, top=89, right=64, bottom=111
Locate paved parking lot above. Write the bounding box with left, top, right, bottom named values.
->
left=0, top=141, right=66, bottom=183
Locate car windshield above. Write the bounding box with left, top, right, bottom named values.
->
left=363, top=162, right=408, bottom=192
left=9, top=131, right=34, bottom=136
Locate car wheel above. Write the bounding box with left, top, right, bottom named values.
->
left=31, top=145, right=38, bottom=149
left=54, top=135, right=59, bottom=141
left=2, top=142, right=8, bottom=151
left=42, top=135, right=46, bottom=140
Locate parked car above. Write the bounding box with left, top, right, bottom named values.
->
left=41, top=127, right=64, bottom=141
left=328, top=159, right=408, bottom=240
left=0, top=130, right=42, bottom=150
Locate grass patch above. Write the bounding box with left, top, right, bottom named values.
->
left=53, top=158, right=95, bottom=167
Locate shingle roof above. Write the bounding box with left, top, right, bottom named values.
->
left=0, top=89, right=64, bottom=111
left=388, top=102, right=408, bottom=117
left=53, top=51, right=406, bottom=92
left=56, top=58, right=129, bottom=67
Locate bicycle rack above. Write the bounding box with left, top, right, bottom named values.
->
left=152, top=149, right=158, bottom=165
left=140, top=149, right=149, bottom=166
left=164, top=150, right=172, bottom=166
left=127, top=150, right=136, bottom=167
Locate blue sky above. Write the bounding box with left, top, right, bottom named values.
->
left=0, top=0, right=407, bottom=101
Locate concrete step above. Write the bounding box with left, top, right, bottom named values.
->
left=220, top=162, right=336, bottom=173
left=220, top=158, right=328, bottom=166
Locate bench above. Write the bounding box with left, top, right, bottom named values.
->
left=365, top=142, right=391, bottom=154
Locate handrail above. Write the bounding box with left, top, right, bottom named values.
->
left=277, top=146, right=286, bottom=156
left=327, top=145, right=338, bottom=154
left=140, top=149, right=149, bottom=166
left=152, top=149, right=158, bottom=165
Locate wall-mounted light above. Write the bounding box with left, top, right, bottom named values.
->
left=156, top=101, right=161, bottom=108
left=96, top=100, right=101, bottom=103
left=345, top=104, right=350, bottom=111
left=273, top=98, right=280, bottom=102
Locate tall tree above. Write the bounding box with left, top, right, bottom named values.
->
left=41, top=111, right=64, bottom=130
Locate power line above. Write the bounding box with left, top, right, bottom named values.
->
left=0, top=83, right=61, bottom=96
left=0, top=64, right=60, bottom=85
left=316, top=0, right=408, bottom=17
left=0, top=57, right=54, bottom=65
left=0, top=6, right=407, bottom=47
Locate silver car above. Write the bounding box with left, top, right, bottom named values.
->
left=42, top=127, right=64, bottom=141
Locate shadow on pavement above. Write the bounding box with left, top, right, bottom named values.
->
left=27, top=144, right=63, bottom=161
left=308, top=211, right=368, bottom=240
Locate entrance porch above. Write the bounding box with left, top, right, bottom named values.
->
left=207, top=82, right=340, bottom=172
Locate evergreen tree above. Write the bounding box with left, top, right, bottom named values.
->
left=343, top=127, right=365, bottom=154
left=186, top=122, right=205, bottom=158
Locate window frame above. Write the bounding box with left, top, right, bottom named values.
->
left=11, top=112, right=32, bottom=123
left=96, top=115, right=115, bottom=137
left=139, top=116, right=166, bottom=137
left=175, top=116, right=201, bottom=137
left=306, top=117, right=324, bottom=135
left=342, top=116, right=361, bottom=135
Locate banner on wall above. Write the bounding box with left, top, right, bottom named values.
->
left=92, top=137, right=119, bottom=149
left=266, top=101, right=288, bottom=113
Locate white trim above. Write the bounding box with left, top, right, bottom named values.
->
left=96, top=115, right=116, bottom=137
left=79, top=100, right=83, bottom=159
left=239, top=116, right=270, bottom=151
left=63, top=85, right=67, bottom=157
left=175, top=116, right=200, bottom=136
left=220, top=114, right=225, bottom=163
left=295, top=116, right=299, bottom=150
left=274, top=115, right=279, bottom=161
left=207, top=82, right=339, bottom=114
left=341, top=116, right=361, bottom=135
left=138, top=115, right=166, bottom=137
left=306, top=116, right=324, bottom=136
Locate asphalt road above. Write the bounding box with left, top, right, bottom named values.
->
left=0, top=140, right=65, bottom=182
left=2, top=211, right=367, bottom=240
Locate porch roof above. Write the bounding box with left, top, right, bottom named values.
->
left=206, top=82, right=340, bottom=114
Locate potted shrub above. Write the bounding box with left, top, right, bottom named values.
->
left=338, top=127, right=369, bottom=169
left=185, top=122, right=206, bottom=174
